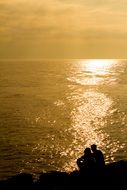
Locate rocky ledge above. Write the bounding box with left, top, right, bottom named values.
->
left=0, top=160, right=127, bottom=190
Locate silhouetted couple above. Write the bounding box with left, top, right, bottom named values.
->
left=77, top=144, right=105, bottom=173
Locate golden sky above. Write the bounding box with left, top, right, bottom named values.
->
left=0, top=0, right=127, bottom=59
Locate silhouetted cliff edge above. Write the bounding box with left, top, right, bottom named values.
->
left=0, top=160, right=127, bottom=190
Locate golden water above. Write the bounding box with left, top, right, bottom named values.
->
left=0, top=59, right=127, bottom=179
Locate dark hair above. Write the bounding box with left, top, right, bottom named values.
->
left=91, top=144, right=97, bottom=150
left=84, top=148, right=91, bottom=154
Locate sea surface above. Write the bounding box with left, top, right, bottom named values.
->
left=0, top=59, right=127, bottom=180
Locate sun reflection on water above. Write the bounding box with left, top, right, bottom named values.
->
left=63, top=59, right=126, bottom=171
left=62, top=91, right=111, bottom=171
left=83, top=59, right=117, bottom=74
left=67, top=59, right=120, bottom=85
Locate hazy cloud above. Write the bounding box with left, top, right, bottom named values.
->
left=0, top=0, right=127, bottom=58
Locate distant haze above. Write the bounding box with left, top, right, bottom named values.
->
left=0, top=0, right=127, bottom=59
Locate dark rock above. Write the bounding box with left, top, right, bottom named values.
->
left=0, top=161, right=127, bottom=190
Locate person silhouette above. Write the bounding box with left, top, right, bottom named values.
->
left=91, top=144, right=105, bottom=169
left=77, top=147, right=95, bottom=173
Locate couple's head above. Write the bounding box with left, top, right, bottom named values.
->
left=91, top=144, right=97, bottom=152
left=84, top=147, right=91, bottom=155
left=84, top=144, right=97, bottom=154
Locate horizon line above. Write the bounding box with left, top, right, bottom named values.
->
left=0, top=58, right=126, bottom=61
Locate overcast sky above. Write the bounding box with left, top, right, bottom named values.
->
left=0, top=0, right=127, bottom=59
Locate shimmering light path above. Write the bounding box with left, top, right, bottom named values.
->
left=63, top=60, right=127, bottom=171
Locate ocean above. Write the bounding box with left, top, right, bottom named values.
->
left=0, top=59, right=127, bottom=180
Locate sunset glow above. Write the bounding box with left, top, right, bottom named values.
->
left=84, top=59, right=116, bottom=73
left=0, top=1, right=127, bottom=59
